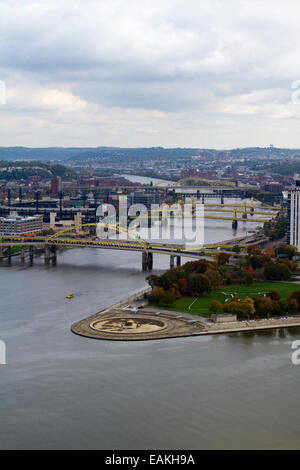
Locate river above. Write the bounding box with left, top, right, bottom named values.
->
left=0, top=175, right=296, bottom=449
left=121, top=174, right=268, bottom=245
left=0, top=246, right=300, bottom=450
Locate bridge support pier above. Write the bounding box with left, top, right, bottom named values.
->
left=142, top=252, right=153, bottom=271
left=232, top=208, right=238, bottom=230
left=242, top=201, right=248, bottom=220
left=29, top=246, right=34, bottom=263
left=250, top=198, right=255, bottom=216
left=147, top=252, right=153, bottom=270
left=232, top=220, right=238, bottom=230
left=50, top=245, right=57, bottom=264
left=0, top=246, right=3, bottom=260
left=44, top=245, right=50, bottom=264
left=142, top=252, right=147, bottom=271
left=177, top=256, right=181, bottom=267
left=170, top=255, right=175, bottom=269
left=21, top=246, right=25, bottom=264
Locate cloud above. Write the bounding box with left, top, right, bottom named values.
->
left=0, top=0, right=300, bottom=147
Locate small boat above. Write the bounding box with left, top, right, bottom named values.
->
left=66, top=294, right=74, bottom=299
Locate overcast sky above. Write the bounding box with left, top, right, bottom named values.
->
left=1, top=0, right=300, bottom=148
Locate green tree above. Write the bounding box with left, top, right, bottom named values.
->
left=263, top=261, right=291, bottom=280
left=277, top=263, right=291, bottom=281
left=188, top=274, right=212, bottom=297
left=276, top=244, right=297, bottom=260
left=146, top=274, right=162, bottom=288
left=278, top=299, right=289, bottom=316
left=244, top=273, right=253, bottom=286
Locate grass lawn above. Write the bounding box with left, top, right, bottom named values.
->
left=4, top=246, right=29, bottom=255
left=161, top=282, right=300, bottom=318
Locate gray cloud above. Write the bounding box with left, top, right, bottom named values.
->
left=1, top=0, right=300, bottom=147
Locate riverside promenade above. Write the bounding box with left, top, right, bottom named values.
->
left=71, top=289, right=300, bottom=342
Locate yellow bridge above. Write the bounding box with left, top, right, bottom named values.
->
left=0, top=197, right=276, bottom=271
left=130, top=198, right=279, bottom=225
left=0, top=219, right=261, bottom=270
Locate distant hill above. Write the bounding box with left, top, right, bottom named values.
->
left=0, top=146, right=299, bottom=162
left=63, top=146, right=300, bottom=163
left=69, top=147, right=212, bottom=163
left=0, top=146, right=213, bottom=162
left=0, top=147, right=96, bottom=161
left=0, top=161, right=77, bottom=181
left=229, top=147, right=300, bottom=158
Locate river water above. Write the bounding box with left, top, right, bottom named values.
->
left=0, top=175, right=299, bottom=450
left=1, top=248, right=300, bottom=450
left=121, top=174, right=268, bottom=245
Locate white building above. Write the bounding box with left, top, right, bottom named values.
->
left=49, top=212, right=83, bottom=234
left=287, top=176, right=300, bottom=250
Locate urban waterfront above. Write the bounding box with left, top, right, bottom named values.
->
left=1, top=246, right=300, bottom=450
left=3, top=0, right=300, bottom=453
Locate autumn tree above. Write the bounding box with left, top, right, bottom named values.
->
left=217, top=253, right=230, bottom=265
left=210, top=300, right=223, bottom=314
left=266, top=291, right=280, bottom=301
left=177, top=278, right=189, bottom=295
left=205, top=269, right=223, bottom=290
left=151, top=286, right=165, bottom=303
left=255, top=297, right=274, bottom=317
left=239, top=297, right=255, bottom=318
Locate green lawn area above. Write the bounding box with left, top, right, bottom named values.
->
left=3, top=246, right=29, bottom=255
left=161, top=282, right=300, bottom=318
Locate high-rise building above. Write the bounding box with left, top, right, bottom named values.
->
left=287, top=175, right=300, bottom=250
left=50, top=176, right=62, bottom=196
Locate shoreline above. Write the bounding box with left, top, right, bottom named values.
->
left=71, top=288, right=300, bottom=342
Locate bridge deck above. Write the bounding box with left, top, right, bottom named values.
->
left=0, top=235, right=239, bottom=259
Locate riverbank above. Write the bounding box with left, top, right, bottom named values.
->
left=71, top=288, right=300, bottom=341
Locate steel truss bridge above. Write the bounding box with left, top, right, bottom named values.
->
left=1, top=193, right=279, bottom=270
left=0, top=222, right=256, bottom=270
